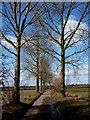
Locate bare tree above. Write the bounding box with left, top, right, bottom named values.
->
left=40, top=55, right=53, bottom=91
left=22, top=33, right=40, bottom=92
left=21, top=23, right=54, bottom=92
left=0, top=2, right=44, bottom=103
left=0, top=52, right=14, bottom=87
left=0, top=52, right=14, bottom=104
left=38, top=2, right=90, bottom=97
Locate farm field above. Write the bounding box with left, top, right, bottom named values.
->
left=20, top=90, right=40, bottom=104
left=66, top=87, right=90, bottom=98
left=2, top=89, right=40, bottom=105
left=52, top=89, right=90, bottom=120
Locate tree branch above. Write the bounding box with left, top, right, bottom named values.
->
left=0, top=43, right=17, bottom=56
left=65, top=47, right=89, bottom=59
left=30, top=41, right=61, bottom=62
left=65, top=3, right=89, bottom=50
left=0, top=32, right=16, bottom=48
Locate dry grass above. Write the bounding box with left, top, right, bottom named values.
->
left=52, top=90, right=90, bottom=120
left=2, top=90, right=42, bottom=120
left=20, top=90, right=40, bottom=104
left=2, top=90, right=40, bottom=105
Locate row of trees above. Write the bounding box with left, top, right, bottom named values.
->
left=22, top=39, right=53, bottom=92
left=20, top=22, right=54, bottom=92
left=0, top=2, right=89, bottom=103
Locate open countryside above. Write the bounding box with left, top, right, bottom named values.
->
left=0, top=1, right=90, bottom=120
left=2, top=85, right=90, bottom=120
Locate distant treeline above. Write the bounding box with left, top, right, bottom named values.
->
left=2, top=86, right=36, bottom=91
left=66, top=85, right=90, bottom=88
left=1, top=85, right=90, bottom=91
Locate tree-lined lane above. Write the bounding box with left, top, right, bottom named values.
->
left=22, top=90, right=61, bottom=120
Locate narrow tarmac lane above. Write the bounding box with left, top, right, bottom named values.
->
left=22, top=90, right=61, bottom=120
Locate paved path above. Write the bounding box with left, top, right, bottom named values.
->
left=22, top=90, right=60, bottom=120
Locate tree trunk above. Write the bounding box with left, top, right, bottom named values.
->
left=40, top=73, right=43, bottom=91
left=36, top=73, right=39, bottom=92
left=12, top=41, right=20, bottom=103
left=43, top=81, right=46, bottom=90
left=36, top=66, right=39, bottom=93
left=60, top=50, right=65, bottom=97
left=36, top=39, right=39, bottom=93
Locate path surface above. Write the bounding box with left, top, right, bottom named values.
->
left=22, top=90, right=61, bottom=120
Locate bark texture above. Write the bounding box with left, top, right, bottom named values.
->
left=13, top=41, right=20, bottom=103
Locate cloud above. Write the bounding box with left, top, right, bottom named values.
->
left=65, top=19, right=87, bottom=33
left=65, top=65, right=88, bottom=85
left=20, top=72, right=36, bottom=86
left=64, top=19, right=88, bottom=45
left=53, top=17, right=88, bottom=48
left=66, top=65, right=88, bottom=76
left=69, top=15, right=75, bottom=20
left=78, top=65, right=88, bottom=75
left=53, top=70, right=60, bottom=78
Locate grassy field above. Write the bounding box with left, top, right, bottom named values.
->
left=66, top=87, right=90, bottom=98
left=2, top=90, right=40, bottom=104
left=20, top=90, right=40, bottom=104
left=52, top=88, right=90, bottom=120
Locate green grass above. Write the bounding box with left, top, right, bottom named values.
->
left=20, top=90, right=36, bottom=96
left=52, top=90, right=90, bottom=120
left=66, top=88, right=90, bottom=98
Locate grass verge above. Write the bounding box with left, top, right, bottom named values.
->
left=52, top=90, right=90, bottom=120
left=2, top=91, right=44, bottom=120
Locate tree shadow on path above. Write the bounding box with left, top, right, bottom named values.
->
left=22, top=96, right=61, bottom=120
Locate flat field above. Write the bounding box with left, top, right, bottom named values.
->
left=2, top=89, right=40, bottom=104
left=20, top=90, right=40, bottom=104
left=52, top=87, right=90, bottom=120
left=66, top=87, right=90, bottom=98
